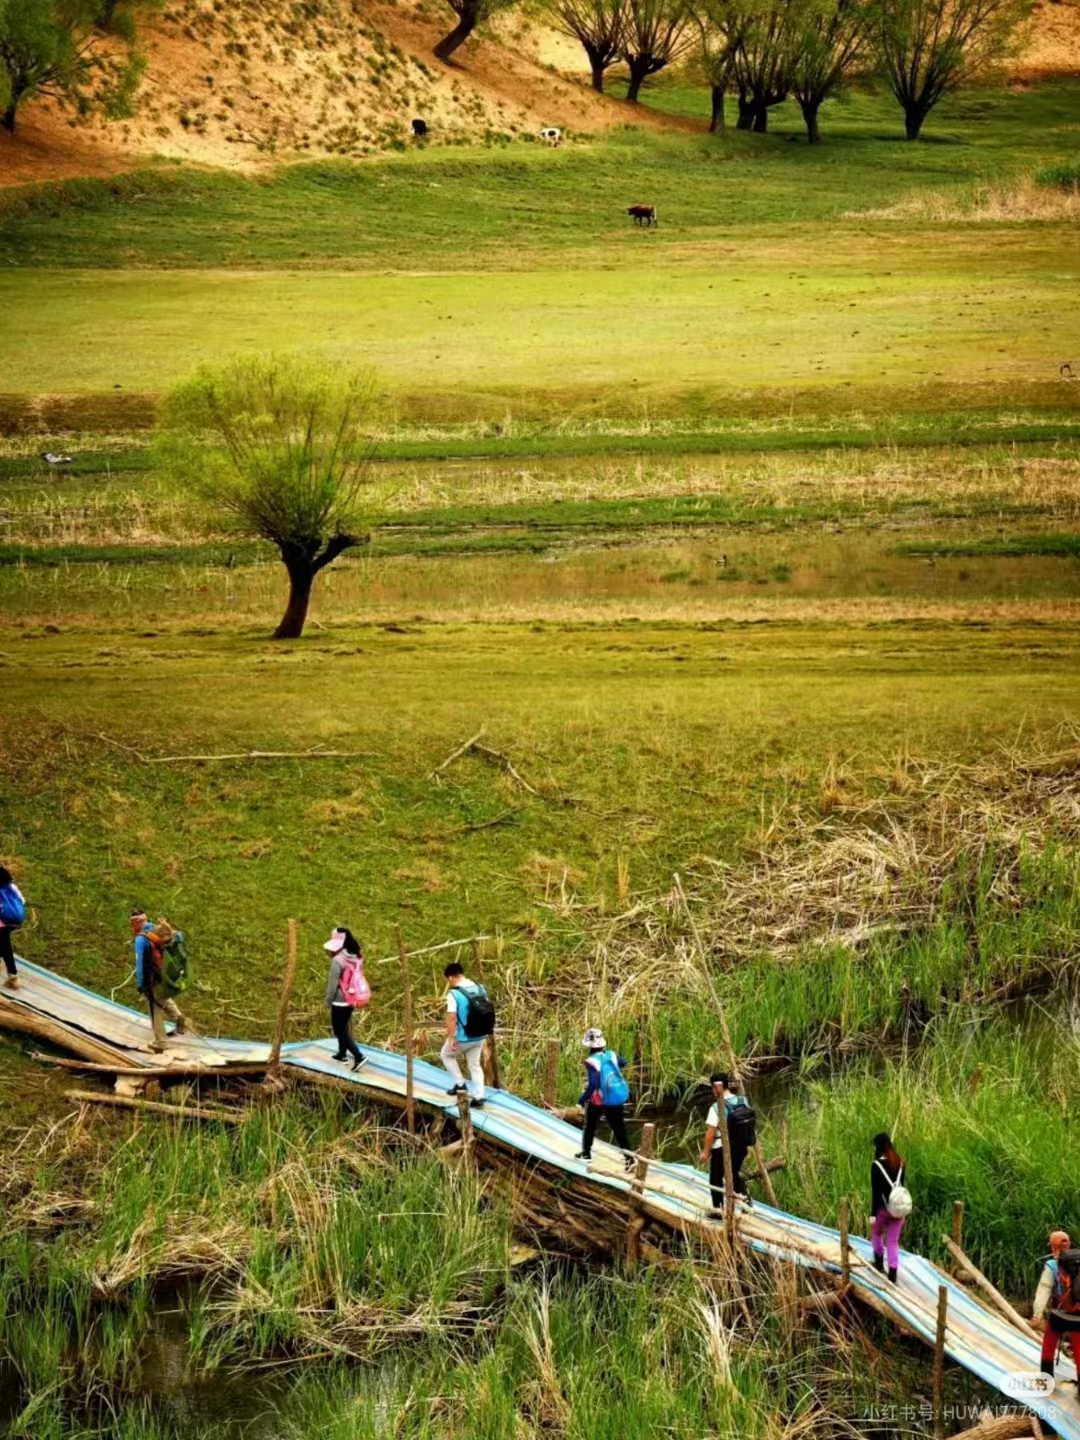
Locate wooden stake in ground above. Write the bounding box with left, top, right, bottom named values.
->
left=839, top=1198, right=850, bottom=1289
left=934, top=1284, right=949, bottom=1440
left=458, top=1088, right=474, bottom=1163
left=398, top=927, right=416, bottom=1135
left=674, top=874, right=778, bottom=1208
left=942, top=1236, right=1032, bottom=1336
left=472, top=939, right=502, bottom=1092
left=267, top=918, right=298, bottom=1085
left=631, top=1122, right=655, bottom=1203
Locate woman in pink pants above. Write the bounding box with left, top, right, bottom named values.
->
left=870, top=1131, right=906, bottom=1283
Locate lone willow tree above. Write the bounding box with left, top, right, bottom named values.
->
left=161, top=356, right=383, bottom=641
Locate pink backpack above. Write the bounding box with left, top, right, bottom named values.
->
left=340, top=953, right=371, bottom=1008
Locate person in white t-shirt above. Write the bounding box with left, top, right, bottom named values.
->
left=700, top=1072, right=751, bottom=1209
left=441, top=962, right=486, bottom=1108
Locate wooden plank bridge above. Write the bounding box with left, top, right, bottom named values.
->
left=1, top=958, right=1074, bottom=1439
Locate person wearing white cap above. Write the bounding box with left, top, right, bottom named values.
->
left=324, top=927, right=367, bottom=1072
left=574, top=1027, right=634, bottom=1172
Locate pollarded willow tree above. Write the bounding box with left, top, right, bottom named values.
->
left=543, top=0, right=627, bottom=91
left=0, top=0, right=148, bottom=134
left=620, top=0, right=693, bottom=102
left=873, top=0, right=1030, bottom=139
left=160, top=356, right=385, bottom=641
left=790, top=0, right=869, bottom=141
left=434, top=0, right=520, bottom=61
left=730, top=0, right=799, bottom=131
left=687, top=0, right=740, bottom=130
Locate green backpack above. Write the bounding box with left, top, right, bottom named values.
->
left=148, top=925, right=190, bottom=999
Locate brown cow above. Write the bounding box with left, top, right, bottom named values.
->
left=627, top=204, right=657, bottom=226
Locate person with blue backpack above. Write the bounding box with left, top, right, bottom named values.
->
left=574, top=1028, right=635, bottom=1172
left=0, top=866, right=26, bottom=989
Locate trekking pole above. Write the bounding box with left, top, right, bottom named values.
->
left=674, top=873, right=778, bottom=1207
left=397, top=926, right=416, bottom=1136
left=267, top=918, right=298, bottom=1086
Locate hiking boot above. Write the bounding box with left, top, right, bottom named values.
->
left=149, top=1039, right=166, bottom=1054
left=447, top=1084, right=468, bottom=1096
left=623, top=1154, right=636, bottom=1173
left=351, top=1054, right=365, bottom=1071
left=574, top=1151, right=592, bottom=1165
left=332, top=1053, right=347, bottom=1062
left=1041, top=1360, right=1055, bottom=1379
left=470, top=1097, right=486, bottom=1108
left=872, top=1254, right=885, bottom=1274
left=888, top=1267, right=899, bottom=1285
left=3, top=974, right=19, bottom=989
left=174, top=1017, right=187, bottom=1036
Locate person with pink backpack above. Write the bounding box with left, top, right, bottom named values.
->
left=324, top=927, right=370, bottom=1071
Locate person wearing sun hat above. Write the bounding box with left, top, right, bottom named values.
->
left=324, top=927, right=367, bottom=1072
left=574, top=1027, right=634, bottom=1172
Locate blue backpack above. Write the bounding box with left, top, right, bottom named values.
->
left=596, top=1050, right=630, bottom=1106
left=0, top=885, right=25, bottom=928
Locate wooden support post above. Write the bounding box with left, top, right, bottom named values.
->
left=543, top=1038, right=559, bottom=1108
left=674, top=873, right=777, bottom=1207
left=267, top=918, right=298, bottom=1084
left=941, top=1236, right=1032, bottom=1335
left=951, top=1200, right=965, bottom=1273
left=933, top=1284, right=948, bottom=1440
left=631, top=1122, right=655, bottom=1201
left=398, top=926, right=415, bottom=1135
left=839, top=1198, right=850, bottom=1289
left=457, top=1088, right=474, bottom=1163
left=472, top=939, right=502, bottom=1092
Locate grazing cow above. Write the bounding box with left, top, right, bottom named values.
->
left=538, top=126, right=562, bottom=147
left=627, top=204, right=657, bottom=226
left=412, top=118, right=428, bottom=138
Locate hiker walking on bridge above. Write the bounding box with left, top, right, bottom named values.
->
left=1033, top=1230, right=1072, bottom=1334
left=1035, top=1234, right=1080, bottom=1381
left=130, top=909, right=188, bottom=1053
left=441, top=961, right=493, bottom=1109
left=324, top=928, right=368, bottom=1072
left=0, top=866, right=26, bottom=990
left=871, top=1132, right=912, bottom=1285
left=701, top=1072, right=755, bottom=1209
left=575, top=1028, right=635, bottom=1173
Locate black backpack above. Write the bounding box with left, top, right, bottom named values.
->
left=726, top=1099, right=757, bottom=1146
left=461, top=985, right=496, bottom=1039
left=1060, top=1250, right=1080, bottom=1287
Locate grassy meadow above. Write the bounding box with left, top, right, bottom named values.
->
left=1, top=62, right=1079, bottom=1438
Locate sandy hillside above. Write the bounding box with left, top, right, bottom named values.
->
left=0, top=0, right=1075, bottom=187
left=0, top=0, right=653, bottom=186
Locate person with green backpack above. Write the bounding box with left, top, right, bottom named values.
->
left=130, top=909, right=190, bottom=1052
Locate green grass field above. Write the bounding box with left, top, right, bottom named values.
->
left=2, top=63, right=1080, bottom=1438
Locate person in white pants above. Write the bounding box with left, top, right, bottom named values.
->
left=440, top=962, right=486, bottom=1108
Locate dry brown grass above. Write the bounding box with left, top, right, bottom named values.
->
left=850, top=176, right=1080, bottom=222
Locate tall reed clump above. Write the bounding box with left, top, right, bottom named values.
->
left=773, top=1011, right=1080, bottom=1297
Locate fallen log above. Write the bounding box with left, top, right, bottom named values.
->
left=31, top=1052, right=267, bottom=1079
left=0, top=1000, right=137, bottom=1069
left=942, top=1236, right=1033, bottom=1337
left=949, top=1415, right=1042, bottom=1440
left=65, top=1089, right=244, bottom=1124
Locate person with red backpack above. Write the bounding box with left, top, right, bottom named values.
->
left=0, top=865, right=26, bottom=990
left=324, top=927, right=369, bottom=1072
left=1040, top=1245, right=1080, bottom=1382
left=130, top=908, right=187, bottom=1053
